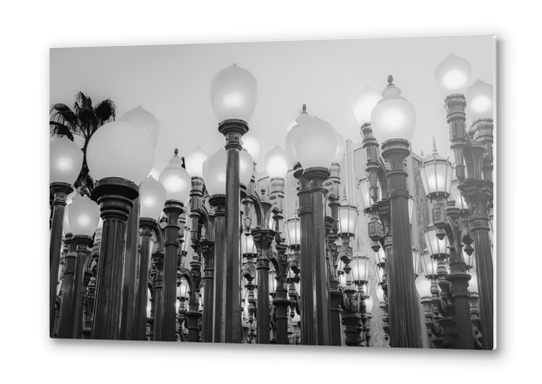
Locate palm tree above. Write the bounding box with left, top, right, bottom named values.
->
left=50, top=91, right=116, bottom=196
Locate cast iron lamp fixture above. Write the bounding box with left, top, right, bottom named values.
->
left=435, top=54, right=494, bottom=349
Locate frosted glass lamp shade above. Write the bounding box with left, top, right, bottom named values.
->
left=468, top=269, right=479, bottom=294
left=285, top=110, right=312, bottom=165
left=425, top=225, right=449, bottom=256
left=87, top=121, right=153, bottom=185
left=177, top=279, right=189, bottom=299
left=333, top=134, right=346, bottom=164
left=374, top=247, right=386, bottom=265
left=268, top=269, right=277, bottom=294
left=139, top=176, right=167, bottom=219
left=466, top=80, right=494, bottom=121
left=202, top=148, right=227, bottom=196
left=359, top=178, right=372, bottom=211
left=239, top=149, right=254, bottom=186
left=365, top=296, right=374, bottom=313
left=211, top=64, right=258, bottom=123
left=265, top=145, right=290, bottom=179
left=294, top=117, right=337, bottom=169
left=241, top=130, right=261, bottom=164
left=416, top=274, right=432, bottom=298
left=338, top=199, right=357, bottom=236
left=158, top=152, right=191, bottom=202
left=352, top=86, right=382, bottom=125
left=63, top=208, right=72, bottom=234
left=421, top=151, right=453, bottom=197
left=185, top=146, right=208, bottom=178
left=50, top=137, right=84, bottom=184
left=375, top=285, right=384, bottom=302
left=420, top=251, right=439, bottom=277
left=284, top=217, right=301, bottom=247
left=350, top=254, right=369, bottom=284
left=119, top=105, right=160, bottom=150
left=450, top=180, right=468, bottom=210
left=370, top=80, right=416, bottom=143
left=67, top=195, right=100, bottom=237
left=435, top=54, right=472, bottom=96
left=241, top=233, right=257, bottom=255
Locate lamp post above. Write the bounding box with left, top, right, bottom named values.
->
left=435, top=54, right=494, bottom=349
left=366, top=76, right=422, bottom=348
left=294, top=115, right=337, bottom=346
left=86, top=120, right=153, bottom=339
left=157, top=149, right=191, bottom=341
left=211, top=63, right=257, bottom=343
left=136, top=176, right=166, bottom=340
left=50, top=137, right=83, bottom=336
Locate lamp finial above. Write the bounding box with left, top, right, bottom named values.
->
left=302, top=104, right=307, bottom=113
left=432, top=136, right=438, bottom=154
left=174, top=148, right=179, bottom=156
left=387, top=75, right=394, bottom=84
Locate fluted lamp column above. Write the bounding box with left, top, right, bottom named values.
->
left=157, top=150, right=191, bottom=341
left=86, top=121, right=153, bottom=339
left=369, top=76, right=422, bottom=348
left=50, top=137, right=83, bottom=336
left=211, top=63, right=258, bottom=343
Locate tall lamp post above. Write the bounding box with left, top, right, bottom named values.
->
left=86, top=121, right=154, bottom=339
left=366, top=76, right=422, bottom=348
left=210, top=63, right=257, bottom=343
left=435, top=54, right=494, bottom=349
left=50, top=137, right=83, bottom=336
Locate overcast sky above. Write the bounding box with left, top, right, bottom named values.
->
left=50, top=35, right=494, bottom=175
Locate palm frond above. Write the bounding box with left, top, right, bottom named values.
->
left=94, top=99, right=117, bottom=125
left=49, top=121, right=74, bottom=140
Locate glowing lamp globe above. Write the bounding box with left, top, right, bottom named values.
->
left=416, top=274, right=432, bottom=298
left=466, top=80, right=494, bottom=121
left=119, top=106, right=160, bottom=150
left=177, top=278, right=189, bottom=299
left=87, top=121, right=153, bottom=185
left=365, top=296, right=374, bottom=313
left=63, top=208, right=72, bottom=235
left=338, top=198, right=357, bottom=236
left=370, top=77, right=416, bottom=143
left=241, top=233, right=257, bottom=255
left=333, top=134, right=346, bottom=164
left=294, top=117, right=337, bottom=169
left=50, top=137, right=84, bottom=185
left=359, top=178, right=372, bottom=211
left=265, top=145, right=290, bottom=179
left=185, top=146, right=208, bottom=178
left=202, top=148, right=227, bottom=196
left=285, top=109, right=312, bottom=165
left=241, top=130, right=261, bottom=164
left=421, top=149, right=453, bottom=198
left=350, top=253, right=369, bottom=284
left=211, top=64, right=258, bottom=123
left=425, top=225, right=449, bottom=256
left=67, top=194, right=100, bottom=237
left=239, top=149, right=254, bottom=186
left=158, top=150, right=191, bottom=202
left=420, top=250, right=439, bottom=277
left=468, top=270, right=479, bottom=294
left=352, top=86, right=382, bottom=125
left=435, top=54, right=472, bottom=96
left=139, top=176, right=167, bottom=219
left=375, top=285, right=384, bottom=302
left=284, top=217, right=301, bottom=247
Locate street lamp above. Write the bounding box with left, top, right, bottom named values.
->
left=294, top=115, right=337, bottom=346
left=49, top=136, right=83, bottom=336
left=210, top=63, right=258, bottom=344
left=86, top=120, right=153, bottom=339
left=365, top=76, right=422, bottom=348
left=435, top=54, right=494, bottom=349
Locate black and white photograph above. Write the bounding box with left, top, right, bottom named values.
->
left=49, top=36, right=495, bottom=348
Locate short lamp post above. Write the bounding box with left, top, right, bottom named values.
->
left=136, top=176, right=166, bottom=340
left=86, top=120, right=154, bottom=339
left=435, top=54, right=494, bottom=349
left=158, top=149, right=191, bottom=341
left=49, top=137, right=83, bottom=336
left=57, top=195, right=99, bottom=338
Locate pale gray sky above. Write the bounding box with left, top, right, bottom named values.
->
left=50, top=35, right=494, bottom=175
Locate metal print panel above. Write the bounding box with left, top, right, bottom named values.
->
left=49, top=35, right=496, bottom=349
